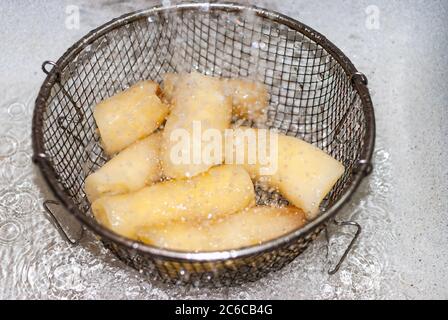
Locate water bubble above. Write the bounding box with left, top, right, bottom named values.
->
left=51, top=263, right=84, bottom=292
left=0, top=220, right=22, bottom=244
left=0, top=135, right=18, bottom=158
left=9, top=150, right=31, bottom=168
left=8, top=102, right=27, bottom=120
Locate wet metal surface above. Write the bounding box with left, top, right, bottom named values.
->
left=0, top=0, right=447, bottom=299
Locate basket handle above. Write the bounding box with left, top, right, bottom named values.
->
left=326, top=218, right=362, bottom=275
left=43, top=200, right=84, bottom=246
left=42, top=60, right=85, bottom=130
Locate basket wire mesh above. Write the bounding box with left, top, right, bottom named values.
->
left=32, top=2, right=375, bottom=286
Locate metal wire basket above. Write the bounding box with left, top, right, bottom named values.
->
left=32, top=2, right=375, bottom=286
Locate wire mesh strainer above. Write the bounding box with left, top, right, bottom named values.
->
left=32, top=2, right=375, bottom=286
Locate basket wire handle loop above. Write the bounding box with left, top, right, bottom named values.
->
left=326, top=218, right=362, bottom=275
left=333, top=93, right=358, bottom=140
left=42, top=60, right=86, bottom=147
left=350, top=72, right=368, bottom=86
left=56, top=117, right=87, bottom=148
left=42, top=61, right=58, bottom=74
left=333, top=72, right=369, bottom=140
left=43, top=200, right=84, bottom=246
left=354, top=159, right=373, bottom=177
left=41, top=60, right=84, bottom=122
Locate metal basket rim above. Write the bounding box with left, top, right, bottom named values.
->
left=32, top=2, right=376, bottom=262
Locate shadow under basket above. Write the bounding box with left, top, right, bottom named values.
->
left=32, top=2, right=375, bottom=286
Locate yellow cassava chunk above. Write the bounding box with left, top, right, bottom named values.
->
left=160, top=72, right=178, bottom=103
left=94, top=80, right=169, bottom=155
left=225, top=127, right=345, bottom=219
left=137, top=206, right=307, bottom=251
left=161, top=72, right=232, bottom=179
left=84, top=132, right=162, bottom=202
left=92, top=165, right=255, bottom=239
left=162, top=74, right=269, bottom=121
left=223, top=78, right=269, bottom=121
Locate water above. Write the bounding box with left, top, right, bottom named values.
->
left=0, top=91, right=399, bottom=299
